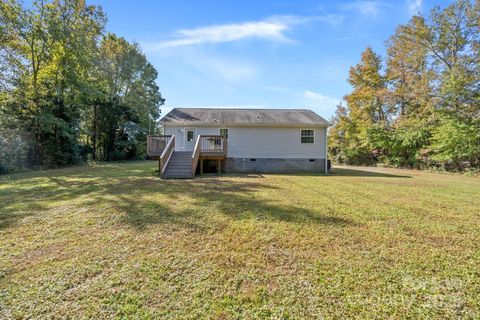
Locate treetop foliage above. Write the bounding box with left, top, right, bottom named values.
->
left=329, top=0, right=480, bottom=171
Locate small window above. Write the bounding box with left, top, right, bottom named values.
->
left=301, top=130, right=314, bottom=144
left=220, top=128, right=229, bottom=139
left=187, top=130, right=194, bottom=142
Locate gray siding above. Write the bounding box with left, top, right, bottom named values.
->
left=164, top=126, right=220, bottom=152
left=164, top=125, right=327, bottom=158
left=227, top=127, right=326, bottom=159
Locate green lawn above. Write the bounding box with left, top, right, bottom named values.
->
left=1, top=162, right=479, bottom=319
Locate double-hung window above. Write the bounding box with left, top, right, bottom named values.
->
left=220, top=128, right=229, bottom=139
left=301, top=129, right=314, bottom=144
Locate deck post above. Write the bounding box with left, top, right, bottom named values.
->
left=217, top=159, right=221, bottom=174
left=200, top=159, right=204, bottom=175
left=325, top=127, right=328, bottom=174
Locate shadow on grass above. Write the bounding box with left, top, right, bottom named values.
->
left=0, top=164, right=355, bottom=231
left=114, top=177, right=354, bottom=231
left=213, top=168, right=411, bottom=179
left=331, top=167, right=412, bottom=178
left=218, top=173, right=266, bottom=179
left=0, top=203, right=49, bottom=229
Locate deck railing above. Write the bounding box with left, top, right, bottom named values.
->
left=191, top=136, right=202, bottom=176
left=159, top=135, right=175, bottom=175
left=199, top=135, right=227, bottom=156
left=147, top=135, right=172, bottom=157
left=190, top=135, right=227, bottom=176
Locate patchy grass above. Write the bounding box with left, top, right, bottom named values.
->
left=1, top=162, right=479, bottom=319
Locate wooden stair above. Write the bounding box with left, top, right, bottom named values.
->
left=155, top=134, right=226, bottom=179
left=162, top=151, right=194, bottom=179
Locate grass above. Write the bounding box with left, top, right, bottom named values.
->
left=1, top=161, right=479, bottom=319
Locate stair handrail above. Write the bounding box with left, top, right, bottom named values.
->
left=192, top=135, right=202, bottom=176
left=159, top=135, right=175, bottom=175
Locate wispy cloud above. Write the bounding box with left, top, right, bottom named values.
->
left=145, top=15, right=343, bottom=51
left=202, top=59, right=257, bottom=82
left=315, top=14, right=345, bottom=26
left=178, top=51, right=259, bottom=83
left=340, top=1, right=381, bottom=17
left=407, top=0, right=422, bottom=14
left=304, top=90, right=341, bottom=112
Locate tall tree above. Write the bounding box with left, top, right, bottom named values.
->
left=330, top=47, right=388, bottom=165
left=424, top=0, right=479, bottom=167
left=383, top=16, right=435, bottom=167
left=1, top=0, right=105, bottom=166
left=92, top=34, right=164, bottom=161
left=0, top=0, right=164, bottom=172
left=330, top=0, right=480, bottom=170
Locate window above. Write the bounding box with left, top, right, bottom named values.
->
left=301, top=130, right=314, bottom=144
left=220, top=128, right=229, bottom=139
left=186, top=130, right=194, bottom=142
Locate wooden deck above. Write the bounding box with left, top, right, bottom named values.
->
left=147, top=135, right=172, bottom=158
left=195, top=135, right=227, bottom=175
left=197, top=136, right=227, bottom=159
left=147, top=134, right=227, bottom=178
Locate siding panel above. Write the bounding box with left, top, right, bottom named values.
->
left=164, top=125, right=326, bottom=157
left=228, top=127, right=326, bottom=158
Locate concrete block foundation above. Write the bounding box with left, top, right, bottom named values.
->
left=225, top=158, right=326, bottom=173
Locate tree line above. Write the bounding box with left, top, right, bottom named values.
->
left=0, top=0, right=164, bottom=173
left=329, top=0, right=480, bottom=171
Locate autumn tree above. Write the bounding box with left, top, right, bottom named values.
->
left=330, top=0, right=480, bottom=170
left=330, top=47, right=388, bottom=165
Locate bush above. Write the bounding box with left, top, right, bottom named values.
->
left=431, top=117, right=480, bottom=170
left=79, top=144, right=94, bottom=161
left=0, top=130, right=30, bottom=174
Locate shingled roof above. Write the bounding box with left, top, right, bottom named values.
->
left=160, top=108, right=329, bottom=126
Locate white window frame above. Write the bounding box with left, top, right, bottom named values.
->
left=219, top=128, right=229, bottom=139
left=300, top=129, right=315, bottom=144
left=185, top=128, right=195, bottom=142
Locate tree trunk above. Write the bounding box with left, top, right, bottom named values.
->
left=92, top=104, right=97, bottom=160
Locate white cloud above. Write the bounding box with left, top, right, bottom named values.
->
left=179, top=51, right=259, bottom=83
left=148, top=17, right=293, bottom=50
left=340, top=1, right=380, bottom=17
left=304, top=90, right=341, bottom=114
left=407, top=0, right=422, bottom=14
left=314, top=14, right=345, bottom=26
left=204, top=59, right=257, bottom=82
left=145, top=15, right=343, bottom=51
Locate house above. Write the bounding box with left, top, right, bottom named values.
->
left=147, top=108, right=330, bottom=178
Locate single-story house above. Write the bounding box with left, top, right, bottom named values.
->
left=147, top=108, right=329, bottom=178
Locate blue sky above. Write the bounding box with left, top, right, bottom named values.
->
left=93, top=0, right=453, bottom=119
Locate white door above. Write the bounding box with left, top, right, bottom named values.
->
left=184, top=128, right=196, bottom=151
